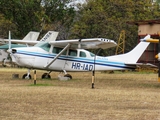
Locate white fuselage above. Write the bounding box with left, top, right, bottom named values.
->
left=10, top=46, right=135, bottom=72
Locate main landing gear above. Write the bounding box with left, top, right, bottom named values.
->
left=41, top=72, right=51, bottom=79
left=22, top=69, right=72, bottom=80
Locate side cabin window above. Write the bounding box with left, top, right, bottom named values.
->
left=52, top=47, right=66, bottom=55
left=80, top=51, right=86, bottom=57
left=69, top=49, right=77, bottom=56
left=53, top=47, right=62, bottom=54
left=52, top=47, right=77, bottom=57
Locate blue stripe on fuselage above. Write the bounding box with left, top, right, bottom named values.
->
left=15, top=50, right=135, bottom=70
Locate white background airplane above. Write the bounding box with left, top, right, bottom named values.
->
left=0, top=31, right=40, bottom=65
left=0, top=31, right=59, bottom=66
left=7, top=34, right=155, bottom=80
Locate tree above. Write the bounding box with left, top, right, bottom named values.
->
left=0, top=0, right=44, bottom=38
left=42, top=0, right=76, bottom=39
left=71, top=0, right=160, bottom=55
left=0, top=0, right=76, bottom=39
left=0, top=14, right=16, bottom=38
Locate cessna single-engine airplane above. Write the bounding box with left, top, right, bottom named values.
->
left=7, top=34, right=155, bottom=80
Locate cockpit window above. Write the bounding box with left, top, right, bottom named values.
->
left=80, top=51, right=86, bottom=57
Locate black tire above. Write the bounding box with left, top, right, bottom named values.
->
left=41, top=73, right=51, bottom=79
left=22, top=74, right=32, bottom=79
left=64, top=74, right=72, bottom=79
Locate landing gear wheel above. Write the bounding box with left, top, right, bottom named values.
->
left=64, top=74, right=72, bottom=79
left=22, top=74, right=32, bottom=79
left=41, top=73, right=51, bottom=79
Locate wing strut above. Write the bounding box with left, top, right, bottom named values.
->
left=44, top=43, right=70, bottom=68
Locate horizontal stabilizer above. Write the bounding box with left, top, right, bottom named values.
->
left=125, top=63, right=157, bottom=68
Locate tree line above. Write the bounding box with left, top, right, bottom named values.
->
left=0, top=0, right=160, bottom=55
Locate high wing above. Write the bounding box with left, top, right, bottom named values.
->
left=49, top=38, right=117, bottom=49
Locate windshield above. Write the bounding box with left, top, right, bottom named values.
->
left=35, top=42, right=51, bottom=52
left=90, top=52, right=95, bottom=57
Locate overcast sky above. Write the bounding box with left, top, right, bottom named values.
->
left=68, top=0, right=86, bottom=9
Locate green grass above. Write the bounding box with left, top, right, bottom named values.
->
left=0, top=68, right=160, bottom=120
left=28, top=83, right=53, bottom=86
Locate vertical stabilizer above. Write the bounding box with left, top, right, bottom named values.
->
left=40, top=31, right=59, bottom=42
left=22, top=31, right=40, bottom=41
left=107, top=35, right=150, bottom=63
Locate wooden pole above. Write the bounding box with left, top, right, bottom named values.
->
left=34, top=70, right=36, bottom=85
left=92, top=49, right=102, bottom=89
left=92, top=71, right=95, bottom=89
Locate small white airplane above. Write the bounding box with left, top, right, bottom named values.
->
left=0, top=31, right=40, bottom=65
left=7, top=34, right=155, bottom=79
left=0, top=31, right=59, bottom=66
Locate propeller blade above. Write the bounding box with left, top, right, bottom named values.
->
left=8, top=31, right=11, bottom=50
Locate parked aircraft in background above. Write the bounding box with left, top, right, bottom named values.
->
left=0, top=31, right=58, bottom=66
left=0, top=31, right=39, bottom=65
left=7, top=34, right=155, bottom=80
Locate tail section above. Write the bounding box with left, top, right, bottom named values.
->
left=108, top=35, right=150, bottom=63
left=22, top=31, right=40, bottom=41
left=40, top=31, right=59, bottom=42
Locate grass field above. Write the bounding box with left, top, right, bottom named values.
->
left=0, top=68, right=160, bottom=120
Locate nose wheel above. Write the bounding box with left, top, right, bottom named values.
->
left=22, top=69, right=32, bottom=79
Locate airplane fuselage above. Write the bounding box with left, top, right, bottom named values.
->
left=11, top=46, right=136, bottom=72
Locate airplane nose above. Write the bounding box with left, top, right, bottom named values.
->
left=7, top=49, right=17, bottom=54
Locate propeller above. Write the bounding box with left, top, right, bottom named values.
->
left=6, top=31, right=12, bottom=53
left=3, top=31, right=12, bottom=66
left=9, top=31, right=11, bottom=50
